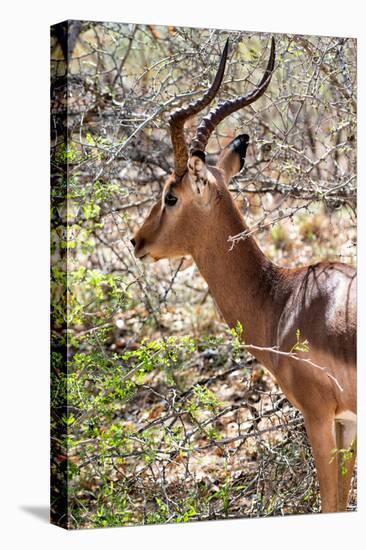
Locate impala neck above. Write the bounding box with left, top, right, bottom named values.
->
left=191, top=190, right=284, bottom=356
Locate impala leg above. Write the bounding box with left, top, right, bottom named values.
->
left=335, top=420, right=357, bottom=512
left=303, top=415, right=338, bottom=513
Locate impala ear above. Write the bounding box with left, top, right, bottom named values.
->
left=216, top=134, right=250, bottom=181
left=187, top=151, right=215, bottom=195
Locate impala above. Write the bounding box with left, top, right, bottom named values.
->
left=130, top=37, right=357, bottom=513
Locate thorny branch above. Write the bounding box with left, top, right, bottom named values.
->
left=51, top=23, right=357, bottom=528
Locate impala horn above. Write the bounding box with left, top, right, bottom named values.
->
left=190, top=37, right=275, bottom=154
left=169, top=39, right=229, bottom=176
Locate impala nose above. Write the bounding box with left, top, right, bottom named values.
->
left=130, top=238, right=136, bottom=247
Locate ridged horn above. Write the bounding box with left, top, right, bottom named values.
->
left=169, top=38, right=229, bottom=176
left=190, top=37, right=275, bottom=154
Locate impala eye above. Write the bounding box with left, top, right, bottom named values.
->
left=165, top=193, right=178, bottom=207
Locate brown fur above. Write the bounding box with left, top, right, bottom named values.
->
left=132, top=142, right=357, bottom=513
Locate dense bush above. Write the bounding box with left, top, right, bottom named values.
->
left=50, top=22, right=356, bottom=528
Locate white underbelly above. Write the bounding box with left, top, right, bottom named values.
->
left=335, top=410, right=357, bottom=448
left=335, top=410, right=357, bottom=423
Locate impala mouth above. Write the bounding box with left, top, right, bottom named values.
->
left=133, top=245, right=148, bottom=260
left=137, top=252, right=155, bottom=264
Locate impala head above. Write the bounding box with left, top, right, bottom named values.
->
left=131, top=37, right=275, bottom=261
